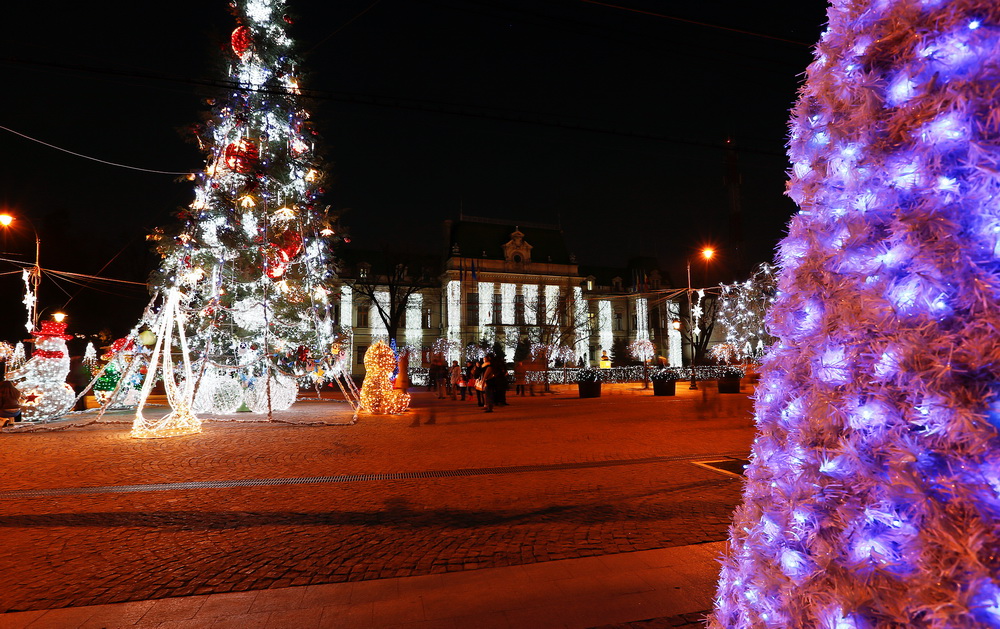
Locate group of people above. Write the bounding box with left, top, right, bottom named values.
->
left=428, top=355, right=519, bottom=412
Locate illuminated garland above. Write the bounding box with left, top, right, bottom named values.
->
left=522, top=365, right=743, bottom=384
left=667, top=301, right=682, bottom=367
left=446, top=280, right=462, bottom=363
left=712, top=2, right=1000, bottom=627
left=598, top=300, right=612, bottom=356
left=573, top=286, right=588, bottom=361
left=716, top=262, right=777, bottom=362
left=405, top=292, right=423, bottom=349
left=478, top=282, right=494, bottom=344
left=339, top=285, right=353, bottom=367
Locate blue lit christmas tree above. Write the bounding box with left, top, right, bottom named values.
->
left=149, top=0, right=340, bottom=414
left=712, top=1, right=1000, bottom=626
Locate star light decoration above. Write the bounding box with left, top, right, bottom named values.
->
left=711, top=2, right=1000, bottom=627
left=358, top=341, right=410, bottom=415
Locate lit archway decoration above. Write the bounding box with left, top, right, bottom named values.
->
left=131, top=287, right=201, bottom=439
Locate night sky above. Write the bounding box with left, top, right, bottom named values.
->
left=0, top=0, right=828, bottom=344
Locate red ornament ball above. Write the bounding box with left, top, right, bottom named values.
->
left=224, top=139, right=260, bottom=173
left=231, top=26, right=252, bottom=58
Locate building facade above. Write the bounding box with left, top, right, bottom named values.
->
left=336, top=217, right=683, bottom=376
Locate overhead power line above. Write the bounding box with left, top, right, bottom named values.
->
left=1, top=57, right=787, bottom=159
left=0, top=124, right=193, bottom=175
left=575, top=0, right=811, bottom=46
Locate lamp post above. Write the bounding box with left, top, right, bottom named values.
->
left=685, top=247, right=716, bottom=390
left=0, top=213, right=41, bottom=332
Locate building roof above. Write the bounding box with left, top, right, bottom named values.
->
left=446, top=217, right=573, bottom=264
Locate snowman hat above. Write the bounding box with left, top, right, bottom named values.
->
left=34, top=320, right=73, bottom=341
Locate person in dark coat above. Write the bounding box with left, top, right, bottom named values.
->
left=493, top=354, right=508, bottom=406
left=0, top=379, right=22, bottom=426
left=480, top=356, right=497, bottom=412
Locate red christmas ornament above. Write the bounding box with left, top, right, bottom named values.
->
left=231, top=26, right=252, bottom=58
left=224, top=139, right=259, bottom=173
left=264, top=246, right=291, bottom=279
left=297, top=345, right=310, bottom=362
left=275, top=230, right=303, bottom=261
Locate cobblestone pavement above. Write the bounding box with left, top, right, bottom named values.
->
left=0, top=383, right=755, bottom=615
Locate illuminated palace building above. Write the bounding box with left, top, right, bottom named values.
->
left=335, top=217, right=682, bottom=376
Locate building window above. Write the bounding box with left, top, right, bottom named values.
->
left=515, top=293, right=525, bottom=324
left=357, top=306, right=369, bottom=328
left=466, top=292, right=478, bottom=327
left=357, top=346, right=367, bottom=365
left=614, top=311, right=623, bottom=331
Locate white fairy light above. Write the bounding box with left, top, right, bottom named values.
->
left=478, top=282, right=495, bottom=344
left=406, top=292, right=423, bottom=349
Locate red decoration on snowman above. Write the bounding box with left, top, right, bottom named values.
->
left=224, top=139, right=259, bottom=173
left=231, top=26, right=252, bottom=58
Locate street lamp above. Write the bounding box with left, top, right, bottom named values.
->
left=0, top=213, right=42, bottom=332
left=685, top=247, right=716, bottom=390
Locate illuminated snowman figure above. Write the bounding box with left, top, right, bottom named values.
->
left=8, top=320, right=76, bottom=421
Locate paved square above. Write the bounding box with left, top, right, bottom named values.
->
left=0, top=382, right=755, bottom=620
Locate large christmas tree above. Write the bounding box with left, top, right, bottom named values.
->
left=712, top=1, right=1000, bottom=627
left=151, top=0, right=339, bottom=408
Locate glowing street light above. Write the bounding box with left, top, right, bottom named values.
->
left=684, top=247, right=718, bottom=390
left=52, top=312, right=67, bottom=323
left=0, top=213, right=42, bottom=331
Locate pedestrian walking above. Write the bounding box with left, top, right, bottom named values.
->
left=431, top=356, right=447, bottom=399
left=514, top=360, right=527, bottom=396
left=465, top=360, right=476, bottom=402
left=494, top=354, right=508, bottom=406
left=472, top=358, right=485, bottom=407
left=480, top=355, right=497, bottom=412
left=449, top=360, right=462, bottom=400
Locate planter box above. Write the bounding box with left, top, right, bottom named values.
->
left=718, top=377, right=742, bottom=394
left=577, top=381, right=602, bottom=398
left=652, top=380, right=676, bottom=396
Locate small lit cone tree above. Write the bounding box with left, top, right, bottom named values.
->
left=8, top=321, right=76, bottom=421
left=150, top=0, right=340, bottom=414
left=711, top=2, right=1000, bottom=627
